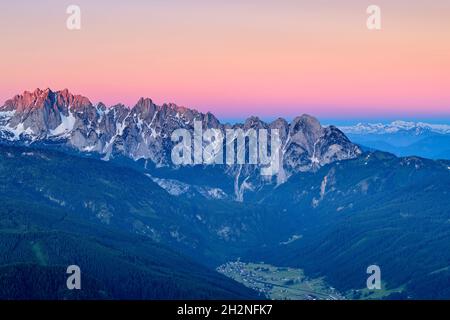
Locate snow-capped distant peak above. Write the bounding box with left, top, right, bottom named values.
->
left=340, top=121, right=450, bottom=135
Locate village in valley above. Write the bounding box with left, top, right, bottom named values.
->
left=217, top=261, right=346, bottom=300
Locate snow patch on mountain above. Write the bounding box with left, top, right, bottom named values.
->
left=51, top=111, right=76, bottom=136
left=5, top=123, right=34, bottom=140
left=148, top=176, right=190, bottom=196
left=280, top=234, right=302, bottom=245
left=146, top=174, right=228, bottom=199
left=0, top=110, right=16, bottom=118
left=197, top=187, right=227, bottom=200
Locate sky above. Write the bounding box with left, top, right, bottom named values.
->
left=0, top=0, right=449, bottom=122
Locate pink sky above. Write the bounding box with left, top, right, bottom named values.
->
left=0, top=0, right=449, bottom=120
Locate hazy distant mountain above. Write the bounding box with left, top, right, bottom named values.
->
left=340, top=121, right=450, bottom=159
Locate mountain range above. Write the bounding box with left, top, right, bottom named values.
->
left=1, top=89, right=450, bottom=300
left=340, top=121, right=450, bottom=160
left=0, top=88, right=361, bottom=201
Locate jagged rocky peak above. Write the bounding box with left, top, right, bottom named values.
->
left=269, top=118, right=289, bottom=141
left=57, top=88, right=92, bottom=111
left=0, top=89, right=95, bottom=137
left=2, top=88, right=92, bottom=113
left=135, top=97, right=155, bottom=110
left=242, top=116, right=266, bottom=129
left=132, top=97, right=157, bottom=121
left=270, top=117, right=289, bottom=128
left=280, top=114, right=361, bottom=174
left=204, top=112, right=221, bottom=128
left=290, top=114, right=322, bottom=139
left=2, top=88, right=53, bottom=112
